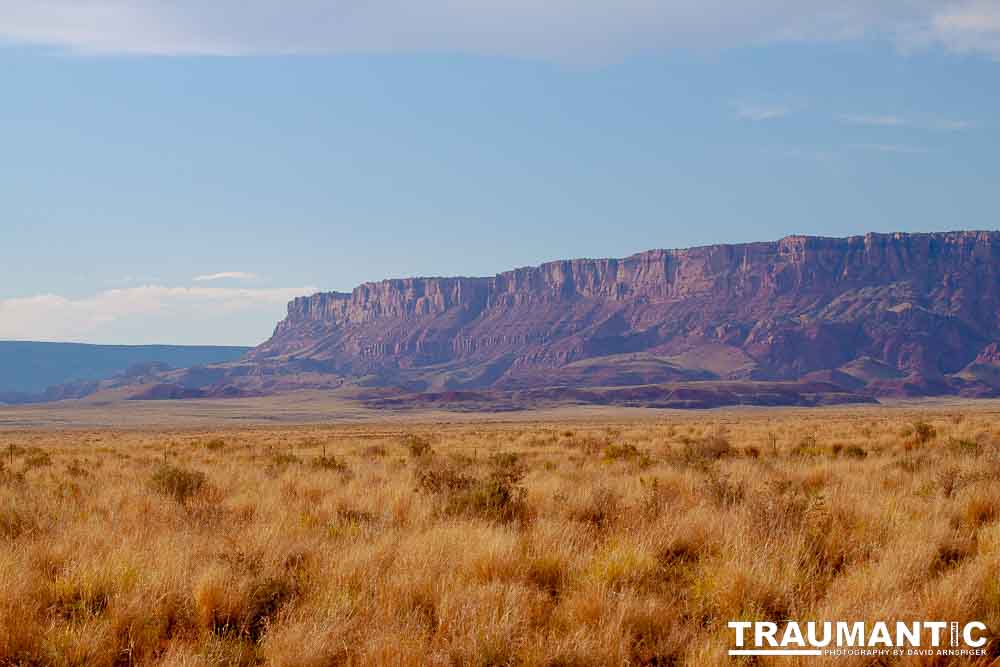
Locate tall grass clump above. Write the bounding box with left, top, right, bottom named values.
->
left=150, top=463, right=206, bottom=503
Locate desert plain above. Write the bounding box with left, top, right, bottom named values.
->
left=1, top=396, right=999, bottom=665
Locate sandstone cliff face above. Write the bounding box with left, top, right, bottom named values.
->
left=252, top=231, right=1000, bottom=396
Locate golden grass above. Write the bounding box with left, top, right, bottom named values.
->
left=0, top=407, right=999, bottom=664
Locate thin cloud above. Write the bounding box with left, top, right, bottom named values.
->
left=839, top=114, right=906, bottom=127
left=193, top=271, right=258, bottom=282
left=928, top=117, right=977, bottom=131
left=770, top=146, right=838, bottom=162
left=924, top=0, right=1000, bottom=58
left=0, top=285, right=317, bottom=346
left=0, top=2, right=997, bottom=61
left=853, top=143, right=929, bottom=154
left=109, top=275, right=161, bottom=286
left=737, top=104, right=793, bottom=121
left=837, top=114, right=975, bottom=130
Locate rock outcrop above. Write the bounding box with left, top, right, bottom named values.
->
left=246, top=231, right=1000, bottom=399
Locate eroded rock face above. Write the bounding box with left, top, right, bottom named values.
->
left=251, top=231, right=1000, bottom=397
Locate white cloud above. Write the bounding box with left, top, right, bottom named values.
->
left=769, top=146, right=838, bottom=162
left=837, top=114, right=975, bottom=130
left=839, top=114, right=906, bottom=127
left=737, top=104, right=793, bottom=121
left=853, top=143, right=929, bottom=154
left=932, top=118, right=977, bottom=130
left=193, top=271, right=258, bottom=282
left=924, top=0, right=1000, bottom=57
left=0, top=1, right=997, bottom=61
left=0, top=285, right=317, bottom=346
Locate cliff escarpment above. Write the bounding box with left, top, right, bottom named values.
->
left=247, top=231, right=1000, bottom=398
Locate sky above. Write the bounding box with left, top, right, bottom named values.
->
left=0, top=1, right=997, bottom=346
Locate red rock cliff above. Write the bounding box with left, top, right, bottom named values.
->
left=253, top=231, right=1000, bottom=395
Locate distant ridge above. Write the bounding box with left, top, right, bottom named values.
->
left=14, top=230, right=1000, bottom=410
left=0, top=342, right=249, bottom=395
left=236, top=230, right=1000, bottom=402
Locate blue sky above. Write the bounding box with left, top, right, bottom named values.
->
left=0, top=2, right=997, bottom=345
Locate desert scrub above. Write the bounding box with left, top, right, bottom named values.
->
left=912, top=420, right=937, bottom=444
left=639, top=476, right=677, bottom=519
left=947, top=436, right=981, bottom=456
left=203, top=438, right=227, bottom=451
left=64, top=459, right=90, bottom=478
left=567, top=486, right=621, bottom=528
left=21, top=451, right=52, bottom=471
left=264, top=452, right=302, bottom=477
left=603, top=442, right=651, bottom=468
left=362, top=444, right=388, bottom=458
left=701, top=468, right=745, bottom=507
left=414, top=458, right=473, bottom=495
left=936, top=466, right=966, bottom=498
left=4, top=410, right=1000, bottom=665
left=0, top=461, right=25, bottom=485
left=675, top=431, right=731, bottom=464
left=311, top=454, right=350, bottom=476
left=150, top=463, right=207, bottom=503
left=402, top=434, right=433, bottom=459
left=790, top=434, right=824, bottom=457
left=586, top=538, right=660, bottom=591
left=0, top=501, right=38, bottom=539
left=415, top=452, right=530, bottom=523
left=841, top=444, right=868, bottom=459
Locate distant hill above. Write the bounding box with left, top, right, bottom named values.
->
left=0, top=342, right=250, bottom=395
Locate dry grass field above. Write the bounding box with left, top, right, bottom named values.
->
left=2, top=405, right=1000, bottom=665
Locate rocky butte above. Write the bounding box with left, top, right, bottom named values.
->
left=63, top=230, right=1000, bottom=409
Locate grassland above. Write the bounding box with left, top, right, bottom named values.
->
left=1, top=404, right=1000, bottom=665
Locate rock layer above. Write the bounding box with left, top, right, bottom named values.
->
left=249, top=231, right=1000, bottom=397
